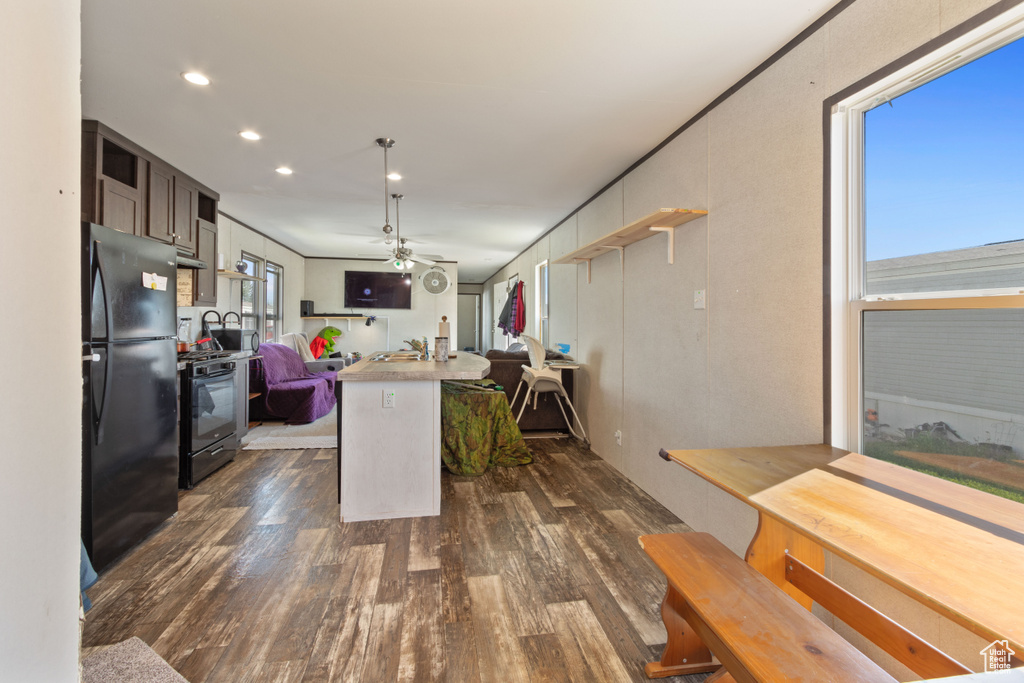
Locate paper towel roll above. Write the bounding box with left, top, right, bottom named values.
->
left=217, top=253, right=225, bottom=270
left=438, top=317, right=450, bottom=339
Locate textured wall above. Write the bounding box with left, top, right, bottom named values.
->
left=0, top=2, right=83, bottom=680
left=481, top=0, right=1010, bottom=676
left=304, top=259, right=458, bottom=356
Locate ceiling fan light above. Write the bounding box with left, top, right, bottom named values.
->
left=384, top=234, right=393, bottom=245
left=394, top=259, right=404, bottom=270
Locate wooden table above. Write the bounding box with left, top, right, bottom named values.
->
left=660, top=444, right=1024, bottom=665
left=333, top=352, right=489, bottom=522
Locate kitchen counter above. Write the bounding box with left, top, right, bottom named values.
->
left=337, top=352, right=489, bottom=382
left=334, top=351, right=490, bottom=522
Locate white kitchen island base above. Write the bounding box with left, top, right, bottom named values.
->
left=339, top=380, right=440, bottom=521
left=334, top=352, right=490, bottom=522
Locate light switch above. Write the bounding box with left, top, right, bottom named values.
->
left=694, top=289, right=706, bottom=309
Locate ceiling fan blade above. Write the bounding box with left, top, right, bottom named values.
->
left=409, top=255, right=436, bottom=266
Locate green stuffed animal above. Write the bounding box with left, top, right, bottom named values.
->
left=316, top=326, right=343, bottom=357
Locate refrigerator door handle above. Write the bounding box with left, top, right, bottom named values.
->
left=94, top=347, right=114, bottom=446
left=83, top=353, right=100, bottom=362
left=93, top=240, right=114, bottom=342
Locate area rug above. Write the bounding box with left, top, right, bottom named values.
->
left=82, top=637, right=188, bottom=683
left=243, top=405, right=337, bottom=450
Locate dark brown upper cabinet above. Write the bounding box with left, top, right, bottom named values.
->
left=146, top=160, right=175, bottom=244
left=194, top=220, right=218, bottom=305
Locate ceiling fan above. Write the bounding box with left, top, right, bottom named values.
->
left=361, top=138, right=444, bottom=270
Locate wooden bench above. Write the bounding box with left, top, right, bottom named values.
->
left=644, top=444, right=1024, bottom=681
left=640, top=532, right=898, bottom=682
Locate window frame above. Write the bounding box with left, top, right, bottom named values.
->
left=239, top=251, right=264, bottom=335
left=264, top=260, right=283, bottom=342
left=828, top=6, right=1024, bottom=451
left=535, top=260, right=550, bottom=348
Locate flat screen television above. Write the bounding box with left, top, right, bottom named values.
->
left=344, top=270, right=413, bottom=309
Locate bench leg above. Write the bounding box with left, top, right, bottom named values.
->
left=744, top=513, right=824, bottom=611
left=645, top=584, right=721, bottom=678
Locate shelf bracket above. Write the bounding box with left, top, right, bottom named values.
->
left=649, top=226, right=676, bottom=264
left=573, top=258, right=592, bottom=284
left=602, top=245, right=625, bottom=278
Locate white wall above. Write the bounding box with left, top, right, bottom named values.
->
left=483, top=0, right=1009, bottom=676
left=177, top=214, right=306, bottom=341
left=303, top=260, right=458, bottom=355
left=0, top=2, right=83, bottom=680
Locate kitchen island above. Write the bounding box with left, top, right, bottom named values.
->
left=334, top=352, right=490, bottom=522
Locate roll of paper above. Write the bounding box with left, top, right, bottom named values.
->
left=439, top=320, right=450, bottom=339
left=217, top=253, right=225, bottom=270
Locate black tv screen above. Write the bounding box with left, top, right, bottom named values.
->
left=344, top=271, right=412, bottom=309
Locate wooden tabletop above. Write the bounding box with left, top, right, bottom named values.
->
left=336, top=351, right=490, bottom=382
left=662, top=445, right=1024, bottom=654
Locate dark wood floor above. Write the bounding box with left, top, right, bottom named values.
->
left=82, top=438, right=707, bottom=682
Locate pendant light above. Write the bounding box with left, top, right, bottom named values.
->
left=376, top=138, right=395, bottom=245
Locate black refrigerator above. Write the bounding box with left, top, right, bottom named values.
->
left=82, top=222, right=179, bottom=573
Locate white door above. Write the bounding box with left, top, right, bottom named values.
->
left=457, top=294, right=480, bottom=352
left=492, top=282, right=509, bottom=350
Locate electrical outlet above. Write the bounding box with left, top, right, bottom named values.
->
left=382, top=389, right=395, bottom=409
left=694, top=289, right=706, bottom=309
left=615, top=429, right=622, bottom=446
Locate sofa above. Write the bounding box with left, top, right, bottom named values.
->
left=279, top=332, right=348, bottom=374
left=484, top=348, right=575, bottom=432
left=250, top=343, right=337, bottom=424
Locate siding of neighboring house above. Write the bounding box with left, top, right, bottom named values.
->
left=867, top=240, right=1024, bottom=294
left=864, top=242, right=1024, bottom=451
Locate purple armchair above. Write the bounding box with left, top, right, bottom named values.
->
left=251, top=343, right=337, bottom=424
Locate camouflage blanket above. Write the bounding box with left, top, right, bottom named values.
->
left=440, top=381, right=533, bottom=476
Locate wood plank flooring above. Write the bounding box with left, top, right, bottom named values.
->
left=82, top=439, right=708, bottom=682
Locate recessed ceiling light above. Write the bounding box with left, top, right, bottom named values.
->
left=387, top=172, right=402, bottom=180
left=239, top=130, right=261, bottom=141
left=275, top=167, right=293, bottom=175
left=181, top=72, right=210, bottom=86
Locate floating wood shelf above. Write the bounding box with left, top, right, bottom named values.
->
left=552, top=208, right=707, bottom=282
left=301, top=315, right=367, bottom=319
left=217, top=269, right=265, bottom=282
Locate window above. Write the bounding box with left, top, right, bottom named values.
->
left=265, top=261, right=283, bottom=342
left=831, top=8, right=1024, bottom=502
left=535, top=260, right=550, bottom=347
left=239, top=252, right=263, bottom=334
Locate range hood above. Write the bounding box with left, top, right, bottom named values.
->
left=176, top=254, right=208, bottom=269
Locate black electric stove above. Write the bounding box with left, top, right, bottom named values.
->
left=178, top=350, right=238, bottom=488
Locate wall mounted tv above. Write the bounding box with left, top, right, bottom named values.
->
left=344, top=271, right=413, bottom=309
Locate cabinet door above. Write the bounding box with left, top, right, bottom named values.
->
left=194, top=220, right=218, bottom=305
left=99, top=178, right=142, bottom=236
left=146, top=162, right=175, bottom=243
left=173, top=177, right=198, bottom=255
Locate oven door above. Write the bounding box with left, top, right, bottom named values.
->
left=190, top=362, right=237, bottom=453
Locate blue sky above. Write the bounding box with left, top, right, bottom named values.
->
left=865, top=36, right=1024, bottom=262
